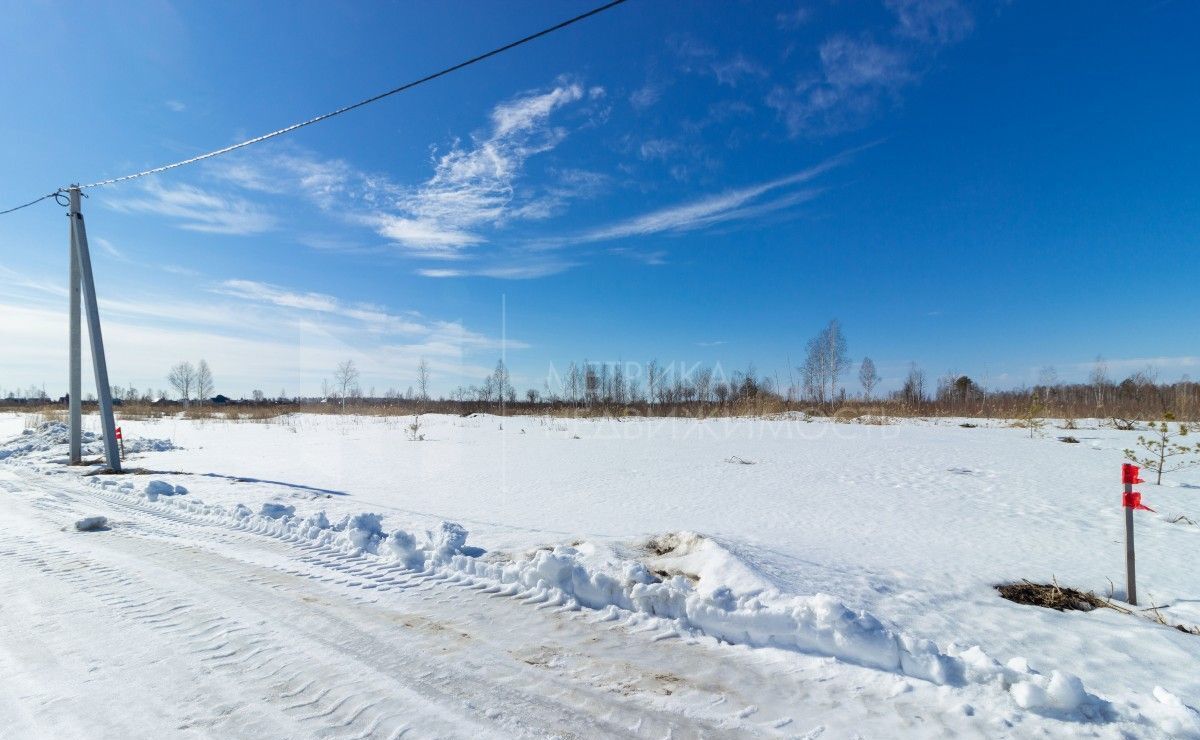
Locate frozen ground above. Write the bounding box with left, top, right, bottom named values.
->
left=0, top=411, right=1197, bottom=738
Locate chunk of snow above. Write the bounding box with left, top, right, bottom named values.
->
left=386, top=529, right=423, bottom=569
left=344, top=512, right=385, bottom=553
left=74, top=516, right=108, bottom=531
left=427, top=521, right=468, bottom=562
left=144, top=480, right=186, bottom=501
left=1149, top=686, right=1200, bottom=736
left=258, top=503, right=295, bottom=520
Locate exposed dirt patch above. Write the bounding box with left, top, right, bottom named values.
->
left=996, top=580, right=1108, bottom=612
left=652, top=568, right=700, bottom=584
left=645, top=533, right=679, bottom=557
left=997, top=580, right=1200, bottom=635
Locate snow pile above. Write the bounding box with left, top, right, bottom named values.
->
left=74, top=515, right=108, bottom=531
left=81, top=477, right=1178, bottom=730
left=95, top=478, right=472, bottom=572
left=447, top=537, right=970, bottom=683
left=258, top=502, right=295, bottom=519
left=438, top=535, right=1123, bottom=720
left=144, top=480, right=187, bottom=501
left=0, top=423, right=86, bottom=460
left=0, top=422, right=174, bottom=461
left=1145, top=686, right=1200, bottom=736
left=123, top=437, right=176, bottom=454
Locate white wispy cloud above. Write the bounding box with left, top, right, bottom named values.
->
left=167, top=82, right=606, bottom=276
left=639, top=138, right=681, bottom=161
left=630, top=80, right=664, bottom=109
left=775, top=5, right=811, bottom=30
left=710, top=54, right=768, bottom=87
left=380, top=81, right=592, bottom=258
left=575, top=156, right=841, bottom=243
left=769, top=0, right=973, bottom=138
left=671, top=35, right=768, bottom=89
left=767, top=35, right=912, bottom=138
left=417, top=258, right=576, bottom=280
left=106, top=181, right=276, bottom=235
left=609, top=247, right=668, bottom=266
left=214, top=279, right=427, bottom=334
left=93, top=237, right=126, bottom=261
left=885, top=0, right=974, bottom=45
left=210, top=152, right=356, bottom=209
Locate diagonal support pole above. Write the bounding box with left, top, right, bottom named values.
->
left=68, top=186, right=121, bottom=472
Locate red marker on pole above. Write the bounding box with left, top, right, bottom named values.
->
left=115, top=426, right=125, bottom=461
left=1121, top=463, right=1151, bottom=605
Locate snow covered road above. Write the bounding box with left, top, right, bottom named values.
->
left=0, top=466, right=991, bottom=738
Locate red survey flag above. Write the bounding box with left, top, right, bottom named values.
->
left=1123, top=491, right=1154, bottom=512
left=114, top=427, right=122, bottom=440
left=1121, top=463, right=1144, bottom=485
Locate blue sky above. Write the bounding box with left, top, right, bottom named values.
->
left=1, top=0, right=1197, bottom=399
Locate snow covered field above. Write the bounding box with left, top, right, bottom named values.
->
left=1, top=411, right=1197, bottom=738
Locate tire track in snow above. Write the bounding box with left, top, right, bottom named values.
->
left=1, top=464, right=1066, bottom=738
left=1, top=475, right=763, bottom=737
left=0, top=532, right=462, bottom=738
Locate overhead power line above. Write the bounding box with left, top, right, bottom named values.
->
left=0, top=0, right=630, bottom=216
left=0, top=191, right=62, bottom=216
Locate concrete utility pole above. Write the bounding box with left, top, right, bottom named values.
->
left=68, top=194, right=82, bottom=463
left=68, top=186, right=121, bottom=471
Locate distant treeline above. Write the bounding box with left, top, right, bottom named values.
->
left=4, top=370, right=1196, bottom=422
left=4, top=319, right=1195, bottom=421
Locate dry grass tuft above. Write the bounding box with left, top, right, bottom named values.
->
left=996, top=580, right=1110, bottom=612
left=998, top=579, right=1200, bottom=635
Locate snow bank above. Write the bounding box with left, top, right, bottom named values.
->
left=0, top=422, right=174, bottom=461
left=75, top=468, right=1195, bottom=733
left=446, top=538, right=963, bottom=683
left=437, top=535, right=1127, bottom=722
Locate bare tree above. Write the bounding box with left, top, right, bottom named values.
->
left=1090, top=355, right=1109, bottom=408
left=1036, top=365, right=1057, bottom=405
left=693, top=365, right=713, bottom=406
left=646, top=360, right=660, bottom=407
left=565, top=362, right=581, bottom=405
left=196, top=359, right=214, bottom=404
left=416, top=358, right=431, bottom=403
left=802, top=319, right=850, bottom=407
left=900, top=363, right=927, bottom=407
left=859, top=357, right=879, bottom=401
left=490, top=360, right=513, bottom=413
left=168, top=361, right=195, bottom=407
left=334, top=360, right=359, bottom=412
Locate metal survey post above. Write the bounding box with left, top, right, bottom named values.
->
left=1120, top=463, right=1151, bottom=606
left=1124, top=473, right=1136, bottom=606
left=68, top=186, right=121, bottom=472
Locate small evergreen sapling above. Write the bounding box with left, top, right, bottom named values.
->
left=1124, top=413, right=1200, bottom=484
left=1021, top=397, right=1046, bottom=438
left=407, top=415, right=424, bottom=442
